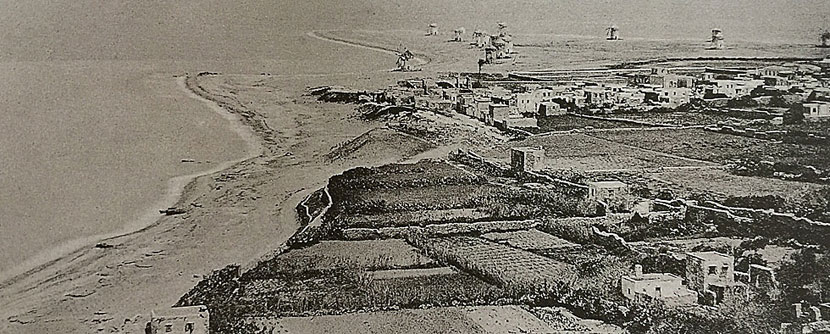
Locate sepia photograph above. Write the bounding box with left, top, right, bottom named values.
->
left=1, top=1, right=830, bottom=333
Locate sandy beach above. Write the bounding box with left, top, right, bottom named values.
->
left=1, top=1, right=829, bottom=333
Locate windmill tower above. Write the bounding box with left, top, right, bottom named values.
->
left=497, top=22, right=508, bottom=36
left=396, top=48, right=415, bottom=71
left=453, top=27, right=466, bottom=42
left=710, top=28, right=724, bottom=50
left=606, top=25, right=619, bottom=40
left=428, top=23, right=439, bottom=36
left=473, top=30, right=487, bottom=47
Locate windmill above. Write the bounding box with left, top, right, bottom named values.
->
left=453, top=27, right=466, bottom=42
left=819, top=31, right=830, bottom=48
left=606, top=25, right=619, bottom=40
left=709, top=28, right=724, bottom=50
left=396, top=47, right=415, bottom=71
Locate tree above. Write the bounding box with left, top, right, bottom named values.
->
left=777, top=248, right=830, bottom=303
left=783, top=104, right=805, bottom=125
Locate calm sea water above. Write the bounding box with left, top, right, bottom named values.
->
left=0, top=0, right=827, bottom=276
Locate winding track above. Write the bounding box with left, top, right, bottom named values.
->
left=306, top=30, right=431, bottom=69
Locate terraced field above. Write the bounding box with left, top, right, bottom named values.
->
left=411, top=235, right=575, bottom=291
left=481, top=229, right=578, bottom=251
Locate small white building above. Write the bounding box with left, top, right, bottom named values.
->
left=803, top=102, right=830, bottom=121
left=149, top=305, right=209, bottom=334
left=587, top=180, right=632, bottom=212
left=657, top=87, right=691, bottom=107
left=621, top=265, right=697, bottom=306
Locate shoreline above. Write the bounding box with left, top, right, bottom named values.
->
left=0, top=74, right=263, bottom=287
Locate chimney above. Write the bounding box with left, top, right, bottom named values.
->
left=794, top=303, right=803, bottom=319
left=634, top=264, right=643, bottom=277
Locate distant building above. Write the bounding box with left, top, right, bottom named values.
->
left=511, top=147, right=545, bottom=173
left=149, top=305, right=209, bottom=334
left=484, top=46, right=497, bottom=64
left=606, top=25, right=619, bottom=40
left=759, top=65, right=791, bottom=78
left=748, top=263, right=777, bottom=290
left=487, top=104, right=510, bottom=126
left=587, top=180, right=632, bottom=212
left=657, top=87, right=691, bottom=107
left=584, top=87, right=614, bottom=106
left=621, top=264, right=697, bottom=306
left=474, top=98, right=491, bottom=120
left=803, top=102, right=830, bottom=121
left=782, top=303, right=830, bottom=334
left=685, top=251, right=737, bottom=304
left=539, top=101, right=565, bottom=116
left=428, top=23, right=439, bottom=36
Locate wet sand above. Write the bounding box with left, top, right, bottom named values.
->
left=0, top=63, right=251, bottom=280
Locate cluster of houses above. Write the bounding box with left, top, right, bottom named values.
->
left=513, top=61, right=830, bottom=115
left=380, top=59, right=830, bottom=134
left=621, top=251, right=784, bottom=308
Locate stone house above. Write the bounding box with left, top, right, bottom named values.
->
left=487, top=104, right=510, bottom=126
left=587, top=181, right=631, bottom=212
left=685, top=251, right=738, bottom=304
left=510, top=147, right=545, bottom=173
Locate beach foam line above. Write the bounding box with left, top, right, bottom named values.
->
left=0, top=74, right=262, bottom=286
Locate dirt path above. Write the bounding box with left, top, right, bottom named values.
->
left=307, top=31, right=432, bottom=68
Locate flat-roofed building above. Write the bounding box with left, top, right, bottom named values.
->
left=511, top=147, right=545, bottom=173
left=686, top=251, right=737, bottom=304
left=621, top=265, right=697, bottom=306
left=149, top=305, right=209, bottom=334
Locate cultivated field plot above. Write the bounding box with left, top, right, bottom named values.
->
left=481, top=229, right=578, bottom=251
left=413, top=235, right=575, bottom=290
left=484, top=133, right=710, bottom=171
left=325, top=160, right=594, bottom=230
left=239, top=269, right=502, bottom=314
left=255, top=239, right=436, bottom=272
left=646, top=168, right=828, bottom=202
left=232, top=238, right=505, bottom=317
left=534, top=115, right=646, bottom=133
left=592, top=128, right=830, bottom=169
left=606, top=111, right=744, bottom=127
